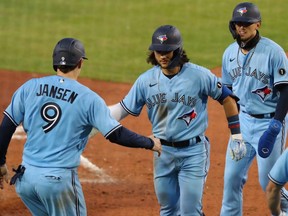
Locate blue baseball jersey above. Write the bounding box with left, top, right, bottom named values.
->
left=120, top=62, right=223, bottom=141
left=4, top=75, right=120, bottom=168
left=268, top=148, right=288, bottom=186
left=222, top=37, right=288, bottom=114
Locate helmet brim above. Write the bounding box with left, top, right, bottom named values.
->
left=149, top=44, right=180, bottom=52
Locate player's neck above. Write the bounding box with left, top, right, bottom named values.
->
left=161, top=66, right=181, bottom=76
left=57, top=69, right=80, bottom=80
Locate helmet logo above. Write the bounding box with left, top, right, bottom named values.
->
left=60, top=57, right=66, bottom=65
left=237, top=7, right=247, bottom=16
left=157, top=35, right=168, bottom=44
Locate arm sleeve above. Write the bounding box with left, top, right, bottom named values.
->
left=274, top=84, right=288, bottom=122
left=0, top=114, right=17, bottom=165
left=106, top=126, right=154, bottom=149
left=108, top=103, right=129, bottom=121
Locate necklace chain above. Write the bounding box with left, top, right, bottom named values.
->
left=237, top=47, right=256, bottom=70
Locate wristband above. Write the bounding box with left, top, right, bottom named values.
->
left=227, top=115, right=241, bottom=134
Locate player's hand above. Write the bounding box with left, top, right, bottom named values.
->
left=258, top=119, right=282, bottom=158
left=230, top=133, right=246, bottom=161
left=0, top=164, right=9, bottom=189
left=149, top=136, right=162, bottom=157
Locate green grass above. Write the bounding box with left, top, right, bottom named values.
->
left=1, top=0, right=288, bottom=83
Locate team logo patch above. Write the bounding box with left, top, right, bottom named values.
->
left=177, top=109, right=197, bottom=126
left=237, top=7, right=247, bottom=16
left=279, top=68, right=286, bottom=75
left=157, top=35, right=168, bottom=44
left=60, top=57, right=66, bottom=65
left=251, top=85, right=272, bottom=102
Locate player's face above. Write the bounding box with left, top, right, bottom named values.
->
left=235, top=22, right=260, bottom=42
left=154, top=50, right=174, bottom=69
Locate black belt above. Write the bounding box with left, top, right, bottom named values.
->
left=160, top=136, right=201, bottom=148
left=249, top=112, right=275, bottom=119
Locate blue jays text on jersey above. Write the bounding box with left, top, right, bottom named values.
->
left=228, top=66, right=269, bottom=84
left=145, top=92, right=197, bottom=109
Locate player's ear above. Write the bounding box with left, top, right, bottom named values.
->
left=77, top=59, right=83, bottom=69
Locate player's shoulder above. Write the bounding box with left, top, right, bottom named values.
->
left=183, top=62, right=211, bottom=75
left=136, top=66, right=160, bottom=81
left=223, top=41, right=238, bottom=56
left=259, top=37, right=285, bottom=52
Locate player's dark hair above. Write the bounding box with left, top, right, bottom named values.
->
left=146, top=49, right=189, bottom=67
left=56, top=64, right=78, bottom=73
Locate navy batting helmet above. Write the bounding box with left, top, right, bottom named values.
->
left=149, top=25, right=182, bottom=52
left=53, top=38, right=88, bottom=72
left=231, top=2, right=261, bottom=23
left=229, top=2, right=261, bottom=39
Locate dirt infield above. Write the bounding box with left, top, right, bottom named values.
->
left=0, top=68, right=270, bottom=216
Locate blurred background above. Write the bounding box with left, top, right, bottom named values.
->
left=1, top=0, right=287, bottom=83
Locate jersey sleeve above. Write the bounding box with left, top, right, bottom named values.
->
left=4, top=80, right=32, bottom=126
left=120, top=76, right=146, bottom=116
left=271, top=49, right=288, bottom=87
left=268, top=149, right=288, bottom=186
left=199, top=66, right=223, bottom=101
left=87, top=94, right=121, bottom=138
left=221, top=48, right=234, bottom=88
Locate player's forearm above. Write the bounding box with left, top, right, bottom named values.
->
left=274, top=84, right=288, bottom=122
left=266, top=182, right=282, bottom=215
left=222, top=96, right=241, bottom=135
left=222, top=96, right=239, bottom=118
left=0, top=115, right=17, bottom=165
left=106, top=126, right=154, bottom=149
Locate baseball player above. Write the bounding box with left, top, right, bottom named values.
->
left=90, top=25, right=246, bottom=215
left=266, top=148, right=288, bottom=216
left=220, top=2, right=288, bottom=215
left=0, top=37, right=161, bottom=216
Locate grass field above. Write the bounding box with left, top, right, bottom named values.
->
left=1, top=0, right=288, bottom=83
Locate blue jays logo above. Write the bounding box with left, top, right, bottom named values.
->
left=237, top=7, right=247, bottom=16
left=252, top=85, right=272, bottom=101
left=157, top=35, right=168, bottom=44
left=177, top=109, right=197, bottom=126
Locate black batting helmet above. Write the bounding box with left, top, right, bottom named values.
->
left=52, top=38, right=88, bottom=72
left=231, top=2, right=261, bottom=23
left=149, top=25, right=182, bottom=52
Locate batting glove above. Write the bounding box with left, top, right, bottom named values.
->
left=258, top=119, right=282, bottom=158
left=230, top=133, right=246, bottom=161
left=0, top=164, right=9, bottom=189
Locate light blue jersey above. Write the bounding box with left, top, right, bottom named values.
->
left=269, top=148, right=288, bottom=186
left=120, top=61, right=223, bottom=215
left=222, top=37, right=288, bottom=114
left=121, top=62, right=223, bottom=141
left=220, top=36, right=288, bottom=216
left=4, top=75, right=120, bottom=168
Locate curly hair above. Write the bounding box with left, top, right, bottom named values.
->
left=146, top=49, right=190, bottom=66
